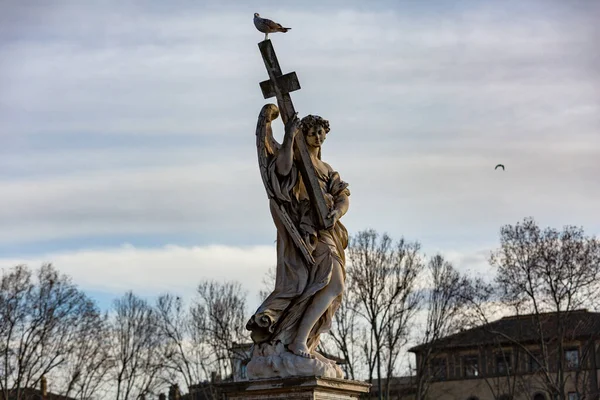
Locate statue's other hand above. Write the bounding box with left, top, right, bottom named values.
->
left=327, top=208, right=341, bottom=224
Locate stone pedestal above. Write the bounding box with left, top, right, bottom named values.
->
left=219, top=376, right=371, bottom=400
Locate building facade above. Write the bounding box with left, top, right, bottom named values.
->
left=409, top=310, right=600, bottom=400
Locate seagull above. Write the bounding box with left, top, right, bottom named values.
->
left=495, top=164, right=505, bottom=171
left=254, top=13, right=291, bottom=41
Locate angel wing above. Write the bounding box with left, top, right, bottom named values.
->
left=256, top=103, right=281, bottom=199
left=255, top=104, right=315, bottom=265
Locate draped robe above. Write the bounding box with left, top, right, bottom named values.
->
left=246, top=147, right=350, bottom=353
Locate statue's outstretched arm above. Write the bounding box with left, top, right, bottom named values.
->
left=275, top=113, right=300, bottom=176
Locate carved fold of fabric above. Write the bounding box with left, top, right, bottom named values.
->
left=247, top=153, right=350, bottom=351
left=246, top=312, right=276, bottom=343
left=328, top=171, right=350, bottom=198
left=267, top=157, right=297, bottom=203
left=298, top=199, right=317, bottom=242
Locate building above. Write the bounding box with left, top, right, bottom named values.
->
left=2, top=376, right=77, bottom=400
left=368, top=376, right=417, bottom=400
left=409, top=310, right=600, bottom=400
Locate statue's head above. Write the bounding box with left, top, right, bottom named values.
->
left=299, top=115, right=330, bottom=151
left=254, top=13, right=260, bottom=17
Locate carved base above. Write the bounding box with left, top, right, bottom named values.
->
left=219, top=376, right=371, bottom=400
left=247, top=342, right=343, bottom=380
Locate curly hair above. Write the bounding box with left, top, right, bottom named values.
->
left=299, top=115, right=330, bottom=136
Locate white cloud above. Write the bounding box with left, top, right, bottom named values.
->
left=0, top=243, right=276, bottom=311
left=2, top=143, right=597, bottom=247
left=0, top=160, right=274, bottom=244
left=1, top=3, right=598, bottom=137
left=0, top=1, right=598, bottom=255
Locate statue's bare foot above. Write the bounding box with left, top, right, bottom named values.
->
left=287, top=342, right=314, bottom=359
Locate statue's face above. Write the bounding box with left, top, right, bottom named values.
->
left=305, top=125, right=326, bottom=148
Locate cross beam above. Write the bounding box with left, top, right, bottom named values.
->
left=258, top=40, right=333, bottom=230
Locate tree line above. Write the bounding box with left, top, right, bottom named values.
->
left=0, top=266, right=247, bottom=400
left=1, top=217, right=599, bottom=400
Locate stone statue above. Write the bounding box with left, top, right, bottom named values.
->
left=245, top=104, right=350, bottom=379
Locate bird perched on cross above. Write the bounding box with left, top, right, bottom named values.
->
left=254, top=13, right=291, bottom=41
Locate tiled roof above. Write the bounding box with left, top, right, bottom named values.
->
left=409, top=310, right=600, bottom=353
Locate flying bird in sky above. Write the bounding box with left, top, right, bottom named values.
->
left=254, top=13, right=291, bottom=41
left=495, top=164, right=505, bottom=171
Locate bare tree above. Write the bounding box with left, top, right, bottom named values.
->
left=154, top=281, right=248, bottom=400
left=56, top=309, right=112, bottom=400
left=0, top=264, right=104, bottom=400
left=490, top=217, right=600, bottom=400
left=193, top=281, right=248, bottom=381
left=381, top=247, right=422, bottom=399
left=326, top=273, right=362, bottom=380
left=257, top=267, right=276, bottom=303
left=109, top=291, right=162, bottom=400
left=347, top=229, right=424, bottom=400
left=413, top=254, right=478, bottom=400
left=154, top=293, right=218, bottom=399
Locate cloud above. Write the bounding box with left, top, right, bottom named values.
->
left=1, top=2, right=598, bottom=137
left=0, top=159, right=275, bottom=245
left=2, top=142, right=597, bottom=248
left=0, top=243, right=275, bottom=312
left=0, top=1, right=598, bottom=255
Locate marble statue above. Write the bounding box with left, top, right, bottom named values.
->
left=245, top=35, right=350, bottom=380
left=245, top=102, right=350, bottom=379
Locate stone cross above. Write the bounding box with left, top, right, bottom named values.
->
left=258, top=40, right=333, bottom=230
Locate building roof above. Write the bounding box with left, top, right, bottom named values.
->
left=4, top=388, right=77, bottom=400
left=409, top=309, right=600, bottom=353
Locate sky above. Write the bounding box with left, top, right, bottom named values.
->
left=1, top=0, right=599, bottom=312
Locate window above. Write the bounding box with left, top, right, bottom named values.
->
left=565, top=349, right=579, bottom=369
left=568, top=392, right=579, bottom=400
left=496, top=352, right=512, bottom=374
left=430, top=357, right=447, bottom=380
left=533, top=394, right=546, bottom=400
left=463, top=355, right=479, bottom=377
left=528, top=352, right=542, bottom=372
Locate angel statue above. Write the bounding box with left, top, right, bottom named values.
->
left=245, top=104, right=350, bottom=379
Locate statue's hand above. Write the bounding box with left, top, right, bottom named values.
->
left=327, top=208, right=341, bottom=225
left=285, top=113, right=301, bottom=138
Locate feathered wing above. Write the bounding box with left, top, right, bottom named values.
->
left=256, top=104, right=281, bottom=199
left=255, top=104, right=315, bottom=266
left=264, top=18, right=291, bottom=32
